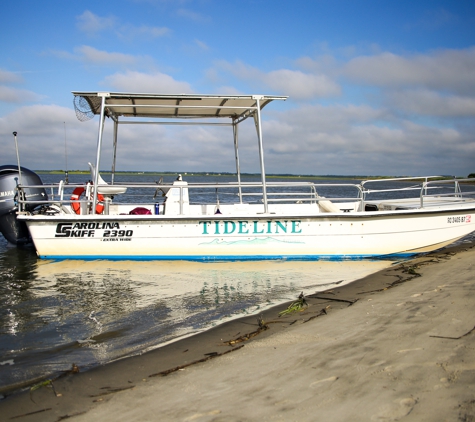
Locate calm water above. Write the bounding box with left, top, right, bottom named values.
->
left=0, top=174, right=472, bottom=393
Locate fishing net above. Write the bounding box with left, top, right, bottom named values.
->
left=73, top=95, right=102, bottom=122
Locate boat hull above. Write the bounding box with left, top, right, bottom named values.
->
left=20, top=208, right=475, bottom=260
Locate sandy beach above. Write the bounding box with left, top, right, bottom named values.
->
left=1, top=242, right=474, bottom=421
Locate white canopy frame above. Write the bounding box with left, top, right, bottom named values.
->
left=72, top=92, right=288, bottom=214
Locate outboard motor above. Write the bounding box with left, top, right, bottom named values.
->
left=0, top=165, right=48, bottom=245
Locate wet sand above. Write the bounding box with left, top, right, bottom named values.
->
left=1, top=242, right=474, bottom=421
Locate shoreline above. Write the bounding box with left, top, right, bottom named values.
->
left=1, top=241, right=474, bottom=421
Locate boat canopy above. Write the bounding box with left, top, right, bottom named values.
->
left=72, top=92, right=287, bottom=122
left=72, top=92, right=287, bottom=214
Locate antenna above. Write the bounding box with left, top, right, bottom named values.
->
left=64, top=122, right=69, bottom=183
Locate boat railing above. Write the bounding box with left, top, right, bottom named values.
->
left=421, top=178, right=475, bottom=207
left=16, top=180, right=365, bottom=215
left=18, top=178, right=473, bottom=214
left=361, top=176, right=475, bottom=208
left=361, top=176, right=443, bottom=195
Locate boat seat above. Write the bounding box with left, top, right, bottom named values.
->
left=317, top=196, right=341, bottom=213
left=88, top=162, right=127, bottom=196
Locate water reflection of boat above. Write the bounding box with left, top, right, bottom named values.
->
left=5, top=92, right=475, bottom=260
left=33, top=259, right=392, bottom=302
left=1, top=258, right=393, bottom=393
left=30, top=259, right=394, bottom=350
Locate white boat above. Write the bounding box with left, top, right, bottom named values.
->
left=5, top=92, right=475, bottom=260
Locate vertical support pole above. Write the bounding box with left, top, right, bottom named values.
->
left=179, top=186, right=183, bottom=215
left=111, top=118, right=118, bottom=184
left=253, top=96, right=268, bottom=213
left=233, top=119, right=243, bottom=204
left=12, top=131, right=24, bottom=211
left=92, top=93, right=108, bottom=214
left=13, top=132, right=22, bottom=186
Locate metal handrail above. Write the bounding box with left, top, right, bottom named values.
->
left=420, top=178, right=475, bottom=207
left=16, top=178, right=473, bottom=214
left=361, top=176, right=445, bottom=186
left=15, top=180, right=364, bottom=213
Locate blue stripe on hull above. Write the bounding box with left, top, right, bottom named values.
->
left=38, top=253, right=416, bottom=262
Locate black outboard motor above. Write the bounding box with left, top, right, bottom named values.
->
left=0, top=165, right=48, bottom=245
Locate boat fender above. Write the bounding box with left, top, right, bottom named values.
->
left=70, top=187, right=104, bottom=215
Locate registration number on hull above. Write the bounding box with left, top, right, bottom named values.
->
left=447, top=215, right=471, bottom=224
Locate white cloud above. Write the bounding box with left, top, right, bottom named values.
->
left=214, top=86, right=245, bottom=95
left=103, top=70, right=193, bottom=93
left=139, top=25, right=169, bottom=37
left=0, top=86, right=41, bottom=103
left=344, top=47, right=475, bottom=95
left=75, top=45, right=138, bottom=66
left=117, top=24, right=170, bottom=40
left=265, top=69, right=340, bottom=99
left=0, top=105, right=97, bottom=170
left=279, top=104, right=386, bottom=132
left=295, top=55, right=338, bottom=73
left=76, top=10, right=169, bottom=40
left=76, top=10, right=116, bottom=34
left=1, top=95, right=472, bottom=178
left=254, top=101, right=474, bottom=176
left=336, top=47, right=475, bottom=128
left=115, top=124, right=237, bottom=172
left=48, top=45, right=153, bottom=68
left=0, top=69, right=23, bottom=84
left=388, top=89, right=475, bottom=117
left=216, top=61, right=341, bottom=100
left=0, top=69, right=41, bottom=104
left=194, top=39, right=209, bottom=51
left=216, top=60, right=260, bottom=80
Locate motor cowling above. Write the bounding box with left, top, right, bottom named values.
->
left=0, top=165, right=48, bottom=245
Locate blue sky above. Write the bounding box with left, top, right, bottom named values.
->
left=1, top=0, right=474, bottom=176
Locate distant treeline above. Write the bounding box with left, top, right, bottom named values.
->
left=36, top=170, right=475, bottom=179
left=36, top=170, right=381, bottom=179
